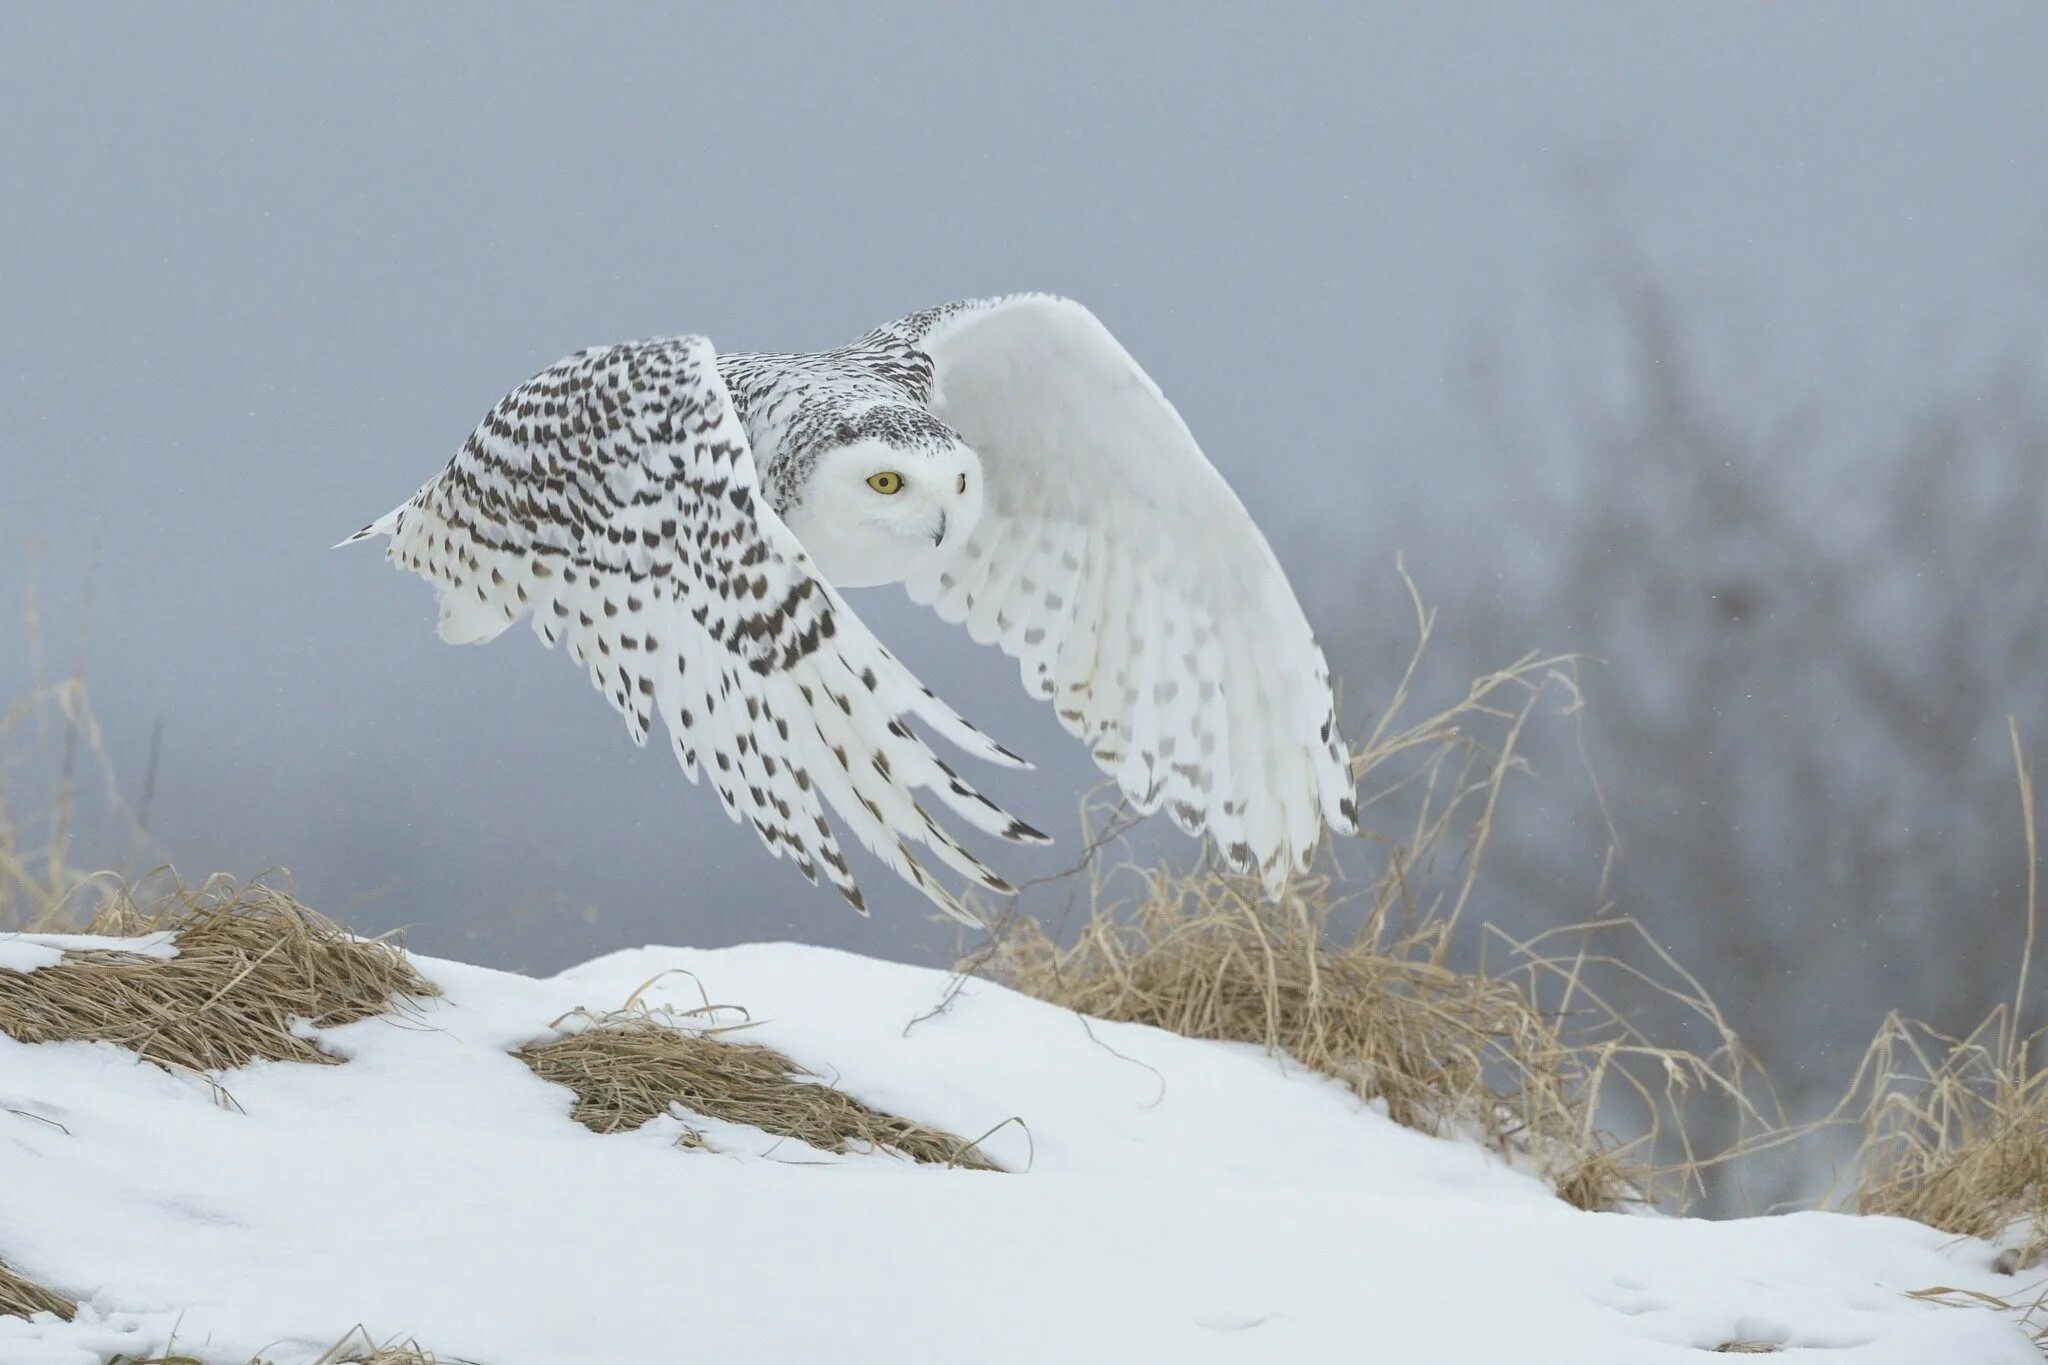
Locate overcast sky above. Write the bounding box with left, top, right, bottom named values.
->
left=2, top=4, right=2043, bottom=971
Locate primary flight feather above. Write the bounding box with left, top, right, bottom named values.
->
left=341, top=294, right=1356, bottom=919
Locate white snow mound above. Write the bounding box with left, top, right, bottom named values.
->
left=0, top=938, right=2038, bottom=1364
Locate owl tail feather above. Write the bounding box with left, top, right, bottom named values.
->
left=337, top=495, right=519, bottom=646
left=331, top=507, right=402, bottom=550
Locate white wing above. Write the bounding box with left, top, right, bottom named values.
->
left=341, top=336, right=1046, bottom=922
left=893, top=295, right=1356, bottom=892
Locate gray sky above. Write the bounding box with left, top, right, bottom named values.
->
left=3, top=4, right=2044, bottom=971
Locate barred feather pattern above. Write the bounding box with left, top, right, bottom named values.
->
left=343, top=336, right=1043, bottom=921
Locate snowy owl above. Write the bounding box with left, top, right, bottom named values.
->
left=341, top=295, right=1356, bottom=920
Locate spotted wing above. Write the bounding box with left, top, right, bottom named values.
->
left=340, top=336, right=1045, bottom=920
left=883, top=295, right=1357, bottom=893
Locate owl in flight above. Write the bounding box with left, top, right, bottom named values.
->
left=342, top=295, right=1355, bottom=920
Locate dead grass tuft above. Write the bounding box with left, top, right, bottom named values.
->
left=979, top=564, right=1774, bottom=1211
left=1842, top=722, right=2047, bottom=1272
left=0, top=1258, right=75, bottom=1322
left=0, top=872, right=437, bottom=1073
left=520, top=995, right=1002, bottom=1170
left=1847, top=1011, right=2048, bottom=1265
left=979, top=860, right=1766, bottom=1209
left=314, top=1344, right=446, bottom=1365
left=290, top=1325, right=455, bottom=1365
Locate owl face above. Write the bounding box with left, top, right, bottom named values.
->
left=784, top=404, right=985, bottom=589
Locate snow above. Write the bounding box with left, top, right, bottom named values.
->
left=0, top=938, right=2038, bottom=1364
left=0, top=932, right=179, bottom=975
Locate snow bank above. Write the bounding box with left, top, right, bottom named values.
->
left=0, top=940, right=2038, bottom=1363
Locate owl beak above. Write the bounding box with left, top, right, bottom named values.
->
left=931, top=510, right=948, bottom=548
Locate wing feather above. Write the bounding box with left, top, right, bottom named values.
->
left=1007, top=523, right=1083, bottom=700
left=892, top=295, right=1358, bottom=890
left=1048, top=527, right=1111, bottom=731
left=1116, top=577, right=1166, bottom=809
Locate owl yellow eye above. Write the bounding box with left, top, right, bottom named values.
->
left=956, top=473, right=967, bottom=494
left=866, top=471, right=903, bottom=494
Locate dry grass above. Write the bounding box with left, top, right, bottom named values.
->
left=0, top=1259, right=75, bottom=1322
left=980, top=853, right=1769, bottom=1209
left=1, top=550, right=155, bottom=931
left=1905, top=1286, right=2048, bottom=1357
left=307, top=1341, right=451, bottom=1365
left=0, top=872, right=437, bottom=1073
left=1840, top=722, right=2047, bottom=1273
left=4, top=589, right=437, bottom=1077
left=979, top=566, right=1776, bottom=1211
left=109, top=1325, right=461, bottom=1364
left=0, top=674, right=120, bottom=931
left=1847, top=1012, right=2047, bottom=1265
left=520, top=995, right=1003, bottom=1170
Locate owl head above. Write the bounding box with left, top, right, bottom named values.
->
left=783, top=401, right=985, bottom=588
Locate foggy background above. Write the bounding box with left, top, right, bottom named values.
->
left=4, top=4, right=2045, bottom=1192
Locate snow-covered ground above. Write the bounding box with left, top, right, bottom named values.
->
left=1, top=935, right=2039, bottom=1364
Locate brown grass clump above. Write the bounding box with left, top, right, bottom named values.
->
left=1844, top=722, right=2047, bottom=1273
left=978, top=566, right=1771, bottom=1211
left=981, top=865, right=1628, bottom=1185
left=980, top=860, right=1748, bottom=1208
left=1847, top=1012, right=2047, bottom=1267
left=520, top=998, right=1002, bottom=1170
left=0, top=1258, right=75, bottom=1322
left=309, top=1342, right=449, bottom=1365
left=0, top=872, right=437, bottom=1073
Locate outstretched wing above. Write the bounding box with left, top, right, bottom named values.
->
left=885, top=295, right=1356, bottom=893
left=340, top=336, right=1046, bottom=921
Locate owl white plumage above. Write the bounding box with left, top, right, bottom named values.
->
left=341, top=294, right=1356, bottom=920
